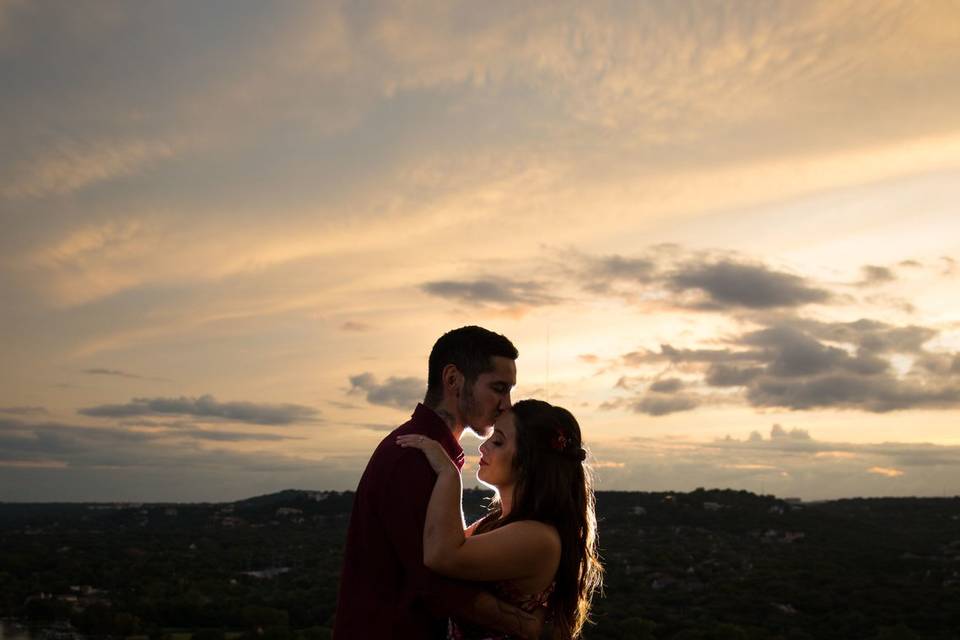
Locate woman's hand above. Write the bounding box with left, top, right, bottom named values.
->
left=396, top=435, right=458, bottom=476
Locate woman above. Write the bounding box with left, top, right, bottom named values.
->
left=397, top=399, right=603, bottom=640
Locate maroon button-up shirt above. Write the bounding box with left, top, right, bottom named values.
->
left=333, top=404, right=478, bottom=639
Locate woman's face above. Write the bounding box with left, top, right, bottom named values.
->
left=477, top=411, right=518, bottom=489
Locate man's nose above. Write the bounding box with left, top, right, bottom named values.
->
left=501, top=392, right=512, bottom=410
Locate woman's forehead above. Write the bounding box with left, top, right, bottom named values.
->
left=494, top=411, right=516, bottom=436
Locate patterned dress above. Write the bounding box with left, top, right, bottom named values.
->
left=447, top=581, right=555, bottom=640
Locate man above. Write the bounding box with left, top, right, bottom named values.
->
left=334, top=326, right=541, bottom=639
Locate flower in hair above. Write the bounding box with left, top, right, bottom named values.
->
left=550, top=430, right=568, bottom=452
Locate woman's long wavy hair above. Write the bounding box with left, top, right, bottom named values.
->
left=474, top=399, right=603, bottom=640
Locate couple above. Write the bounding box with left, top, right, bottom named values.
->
left=333, top=326, right=602, bottom=640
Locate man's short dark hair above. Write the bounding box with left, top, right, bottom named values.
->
left=424, top=326, right=518, bottom=407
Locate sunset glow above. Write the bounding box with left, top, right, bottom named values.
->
left=2, top=1, right=959, bottom=501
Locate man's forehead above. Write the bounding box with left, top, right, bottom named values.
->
left=484, top=356, right=517, bottom=383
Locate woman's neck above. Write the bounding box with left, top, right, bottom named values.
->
left=497, top=485, right=514, bottom=520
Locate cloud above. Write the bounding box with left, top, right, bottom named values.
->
left=649, top=378, right=684, bottom=393
left=941, top=256, right=957, bottom=276
left=794, top=318, right=936, bottom=354
left=667, top=259, right=831, bottom=310
left=82, top=368, right=168, bottom=382
left=626, top=344, right=762, bottom=366
left=746, top=373, right=960, bottom=412
left=609, top=313, right=960, bottom=414
left=0, top=417, right=302, bottom=462
left=0, top=416, right=359, bottom=501
left=579, top=253, right=658, bottom=293
left=868, top=466, right=905, bottom=478
left=632, top=393, right=698, bottom=416
left=340, top=321, right=372, bottom=332
left=421, top=277, right=561, bottom=309
left=711, top=425, right=960, bottom=468
left=705, top=364, right=764, bottom=386
left=176, top=429, right=300, bottom=442
left=348, top=373, right=424, bottom=410
left=858, top=265, right=896, bottom=286
left=1, top=137, right=181, bottom=200
left=0, top=406, right=47, bottom=415
left=770, top=424, right=811, bottom=441
left=78, top=395, right=320, bottom=425
left=740, top=324, right=887, bottom=377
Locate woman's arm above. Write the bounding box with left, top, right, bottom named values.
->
left=396, top=434, right=467, bottom=562
left=397, top=435, right=560, bottom=582
left=385, top=445, right=544, bottom=640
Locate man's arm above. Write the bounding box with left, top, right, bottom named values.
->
left=381, top=450, right=543, bottom=639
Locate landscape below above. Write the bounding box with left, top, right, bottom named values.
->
left=2, top=489, right=958, bottom=639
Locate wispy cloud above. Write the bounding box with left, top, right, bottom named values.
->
left=79, top=395, right=320, bottom=425
left=421, top=277, right=561, bottom=310
left=1, top=137, right=181, bottom=200
left=82, top=368, right=169, bottom=382
left=0, top=406, right=48, bottom=415
left=340, top=321, right=372, bottom=332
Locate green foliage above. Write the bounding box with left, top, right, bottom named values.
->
left=191, top=628, right=226, bottom=640
left=3, top=489, right=959, bottom=639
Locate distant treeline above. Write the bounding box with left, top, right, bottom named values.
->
left=2, top=489, right=959, bottom=639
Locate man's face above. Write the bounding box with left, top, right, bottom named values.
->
left=460, top=356, right=516, bottom=438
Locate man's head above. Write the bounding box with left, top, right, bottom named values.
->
left=424, top=326, right=518, bottom=437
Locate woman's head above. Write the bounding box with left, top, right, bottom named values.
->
left=475, top=399, right=603, bottom=640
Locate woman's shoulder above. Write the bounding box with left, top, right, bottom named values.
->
left=505, top=519, right=561, bottom=553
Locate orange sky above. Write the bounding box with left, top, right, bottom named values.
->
left=2, top=1, right=959, bottom=501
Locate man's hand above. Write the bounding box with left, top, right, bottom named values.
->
left=458, top=592, right=547, bottom=640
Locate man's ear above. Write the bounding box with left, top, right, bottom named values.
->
left=441, top=363, right=463, bottom=398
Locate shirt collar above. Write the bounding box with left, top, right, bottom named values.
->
left=412, top=403, right=465, bottom=470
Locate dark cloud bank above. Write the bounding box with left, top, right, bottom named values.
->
left=0, top=416, right=358, bottom=502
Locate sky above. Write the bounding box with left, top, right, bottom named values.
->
left=2, top=0, right=960, bottom=502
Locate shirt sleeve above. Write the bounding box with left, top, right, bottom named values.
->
left=381, top=447, right=484, bottom=617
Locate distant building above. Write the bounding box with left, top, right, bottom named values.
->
left=771, top=602, right=798, bottom=615
left=242, top=567, right=291, bottom=579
